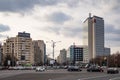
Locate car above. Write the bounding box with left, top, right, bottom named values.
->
left=67, top=66, right=82, bottom=71
left=64, top=66, right=68, bottom=69
left=87, top=66, right=104, bottom=72
left=36, top=67, right=45, bottom=72
left=107, top=68, right=119, bottom=74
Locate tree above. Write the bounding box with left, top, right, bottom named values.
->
left=3, top=55, right=17, bottom=66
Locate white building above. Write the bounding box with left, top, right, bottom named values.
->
left=83, top=13, right=104, bottom=59
left=83, top=46, right=89, bottom=63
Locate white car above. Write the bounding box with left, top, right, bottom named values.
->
left=36, top=67, right=45, bottom=72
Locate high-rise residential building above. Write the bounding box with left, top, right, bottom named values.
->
left=32, top=40, right=46, bottom=65
left=3, top=32, right=33, bottom=66
left=67, top=45, right=84, bottom=65
left=57, top=49, right=67, bottom=65
left=83, top=13, right=104, bottom=60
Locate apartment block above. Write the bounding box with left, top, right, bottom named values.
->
left=32, top=40, right=46, bottom=65
left=57, top=49, right=67, bottom=65
left=3, top=32, right=33, bottom=66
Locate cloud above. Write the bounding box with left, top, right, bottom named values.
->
left=0, top=0, right=38, bottom=12
left=43, top=26, right=61, bottom=35
left=105, top=24, right=120, bottom=34
left=47, top=12, right=72, bottom=24
left=0, top=0, right=80, bottom=13
left=0, top=0, right=59, bottom=13
left=0, top=24, right=10, bottom=32
left=109, top=0, right=120, bottom=13
left=0, top=34, right=7, bottom=38
left=43, top=26, right=82, bottom=38
left=61, top=27, right=82, bottom=37
left=105, top=24, right=120, bottom=47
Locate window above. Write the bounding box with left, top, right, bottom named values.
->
left=21, top=55, right=25, bottom=60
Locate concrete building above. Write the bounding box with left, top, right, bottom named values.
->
left=32, top=40, right=46, bottom=65
left=3, top=32, right=33, bottom=66
left=83, top=46, right=89, bottom=63
left=83, top=13, right=105, bottom=60
left=57, top=49, right=67, bottom=65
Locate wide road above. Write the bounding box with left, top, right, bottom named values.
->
left=0, top=69, right=120, bottom=80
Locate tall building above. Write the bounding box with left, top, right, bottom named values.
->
left=83, top=13, right=104, bottom=60
left=32, top=40, right=46, bottom=65
left=57, top=49, right=67, bottom=65
left=3, top=32, right=33, bottom=66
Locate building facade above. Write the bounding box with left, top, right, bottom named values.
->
left=57, top=49, right=67, bottom=65
left=32, top=40, right=46, bottom=65
left=3, top=32, right=33, bottom=66
left=83, top=46, right=89, bottom=63
left=83, top=13, right=104, bottom=60
left=67, top=45, right=84, bottom=65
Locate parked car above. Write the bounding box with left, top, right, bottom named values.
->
left=87, top=66, right=104, bottom=72
left=107, top=68, right=119, bottom=74
left=64, top=66, right=68, bottom=69
left=36, top=67, right=45, bottom=72
left=67, top=66, right=82, bottom=71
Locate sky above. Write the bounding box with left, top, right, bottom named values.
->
left=0, top=0, right=120, bottom=58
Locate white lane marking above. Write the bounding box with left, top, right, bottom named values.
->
left=109, top=77, right=120, bottom=80
left=78, top=75, right=109, bottom=80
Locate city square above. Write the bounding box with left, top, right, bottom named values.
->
left=0, top=0, right=120, bottom=80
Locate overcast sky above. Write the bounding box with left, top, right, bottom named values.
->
left=0, top=0, right=120, bottom=58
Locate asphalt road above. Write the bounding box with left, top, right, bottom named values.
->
left=0, top=69, right=120, bottom=80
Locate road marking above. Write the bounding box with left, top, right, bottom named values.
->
left=109, top=77, right=120, bottom=80
left=78, top=75, right=109, bottom=80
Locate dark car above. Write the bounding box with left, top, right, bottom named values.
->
left=87, top=66, right=104, bottom=72
left=107, top=68, right=119, bottom=74
left=67, top=66, right=82, bottom=71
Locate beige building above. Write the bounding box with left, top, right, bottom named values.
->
left=57, top=49, right=67, bottom=65
left=3, top=32, right=33, bottom=66
left=32, top=40, right=46, bottom=65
